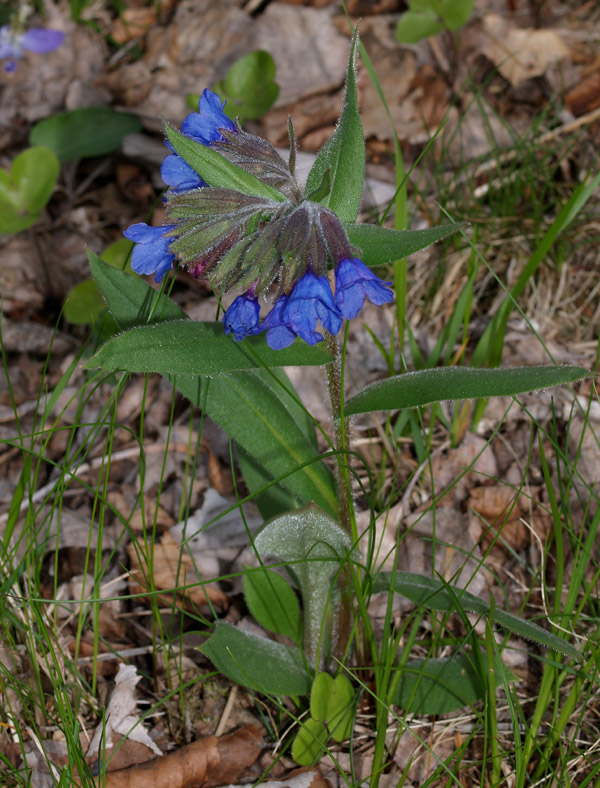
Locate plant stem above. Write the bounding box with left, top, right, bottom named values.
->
left=325, top=332, right=355, bottom=541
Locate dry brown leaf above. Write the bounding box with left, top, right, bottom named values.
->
left=468, top=484, right=550, bottom=553
left=475, top=14, right=570, bottom=87
left=565, top=68, right=600, bottom=116
left=128, top=531, right=229, bottom=612
left=111, top=7, right=158, bottom=45
left=91, top=724, right=263, bottom=788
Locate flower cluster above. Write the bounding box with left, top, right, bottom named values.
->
left=123, top=89, right=393, bottom=350
left=0, top=24, right=63, bottom=72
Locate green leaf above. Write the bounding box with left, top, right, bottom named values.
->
left=89, top=250, right=337, bottom=515
left=291, top=718, right=328, bottom=766
left=243, top=566, right=301, bottom=641
left=390, top=654, right=485, bottom=713
left=310, top=672, right=354, bottom=742
left=304, top=27, right=364, bottom=222
left=177, top=373, right=338, bottom=516
left=373, top=572, right=580, bottom=658
left=0, top=146, right=59, bottom=234
left=214, top=50, right=279, bottom=123
left=87, top=250, right=187, bottom=329
left=164, top=124, right=285, bottom=203
left=440, top=0, right=475, bottom=29
left=85, top=320, right=332, bottom=375
left=30, top=107, right=142, bottom=162
left=101, top=237, right=135, bottom=274
left=345, top=366, right=591, bottom=415
left=63, top=279, right=106, bottom=325
left=200, top=621, right=311, bottom=695
left=344, top=222, right=464, bottom=267
left=395, top=9, right=443, bottom=43
left=236, top=446, right=299, bottom=520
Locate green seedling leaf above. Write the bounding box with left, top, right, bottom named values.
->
left=391, top=654, right=485, bottom=714
left=310, top=672, right=354, bottom=742
left=214, top=50, right=279, bottom=123
left=439, top=0, right=475, bottom=29
left=165, top=124, right=285, bottom=203
left=373, top=572, right=579, bottom=659
left=395, top=9, right=443, bottom=43
left=291, top=718, right=328, bottom=766
left=63, top=279, right=106, bottom=325
left=344, top=222, right=464, bottom=267
left=304, top=27, right=364, bottom=222
left=30, top=107, right=142, bottom=162
left=243, top=566, right=301, bottom=642
left=345, top=365, right=591, bottom=415
left=254, top=504, right=358, bottom=667
left=85, top=320, right=333, bottom=375
left=0, top=146, right=59, bottom=234
left=200, top=621, right=311, bottom=695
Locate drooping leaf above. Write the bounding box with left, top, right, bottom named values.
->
left=344, top=222, right=464, bottom=267
left=85, top=320, right=333, bottom=375
left=345, top=366, right=591, bottom=415
left=304, top=27, right=364, bottom=222
left=373, top=572, right=579, bottom=658
left=30, top=107, right=142, bottom=162
left=243, top=566, right=301, bottom=642
left=200, top=621, right=311, bottom=695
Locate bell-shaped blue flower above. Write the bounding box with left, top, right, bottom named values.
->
left=0, top=25, right=63, bottom=71
left=334, top=257, right=393, bottom=320
left=123, top=222, right=176, bottom=283
left=181, top=89, right=236, bottom=144
left=259, top=295, right=297, bottom=350
left=160, top=150, right=205, bottom=191
left=259, top=273, right=343, bottom=350
left=223, top=293, right=261, bottom=341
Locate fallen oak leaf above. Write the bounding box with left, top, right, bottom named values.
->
left=88, top=724, right=263, bottom=788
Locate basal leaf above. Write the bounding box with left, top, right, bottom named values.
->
left=304, top=27, right=364, bottom=222
left=200, top=621, right=311, bottom=695
left=345, top=366, right=591, bottom=415
left=344, top=222, right=464, bottom=267
left=243, top=566, right=301, bottom=642
left=390, top=654, right=484, bottom=713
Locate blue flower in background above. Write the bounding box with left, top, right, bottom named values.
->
left=223, top=292, right=261, bottom=341
left=0, top=25, right=63, bottom=72
left=123, top=223, right=176, bottom=283
left=334, top=257, right=393, bottom=319
left=259, top=273, right=343, bottom=350
left=161, top=89, right=236, bottom=191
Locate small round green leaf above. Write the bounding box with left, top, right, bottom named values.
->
left=292, top=718, right=328, bottom=766
left=64, top=278, right=106, bottom=325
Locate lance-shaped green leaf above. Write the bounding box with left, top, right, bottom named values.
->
left=200, top=621, right=311, bottom=695
left=176, top=373, right=338, bottom=516
left=254, top=504, right=358, bottom=668
left=165, top=124, right=286, bottom=203
left=243, top=566, right=302, bottom=642
left=87, top=251, right=186, bottom=329
left=304, top=27, right=364, bottom=222
left=85, top=320, right=332, bottom=375
left=345, top=222, right=465, bottom=267
left=345, top=366, right=591, bottom=415
left=89, top=252, right=336, bottom=515
left=373, top=572, right=579, bottom=658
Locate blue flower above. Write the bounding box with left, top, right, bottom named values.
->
left=259, top=272, right=343, bottom=350
left=160, top=150, right=205, bottom=191
left=334, top=257, right=393, bottom=319
left=181, top=89, right=236, bottom=144
left=223, top=293, right=261, bottom=341
left=161, top=89, right=235, bottom=191
left=123, top=223, right=176, bottom=283
left=0, top=25, right=63, bottom=72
